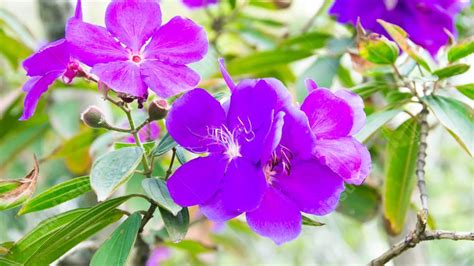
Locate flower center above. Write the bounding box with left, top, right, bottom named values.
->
left=208, top=125, right=242, bottom=160
left=264, top=164, right=277, bottom=185
left=132, top=55, right=142, bottom=63
left=384, top=0, right=398, bottom=10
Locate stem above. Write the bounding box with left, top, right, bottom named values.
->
left=416, top=106, right=429, bottom=219
left=300, top=0, right=332, bottom=34
left=124, top=105, right=152, bottom=176
left=139, top=203, right=158, bottom=233
left=165, top=148, right=177, bottom=180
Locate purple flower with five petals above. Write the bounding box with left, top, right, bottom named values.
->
left=330, top=0, right=467, bottom=55
left=167, top=61, right=347, bottom=244
left=66, top=0, right=208, bottom=102
left=182, top=0, right=218, bottom=9
left=302, top=80, right=371, bottom=185
left=19, top=1, right=83, bottom=120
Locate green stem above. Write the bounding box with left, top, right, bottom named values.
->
left=125, top=108, right=151, bottom=177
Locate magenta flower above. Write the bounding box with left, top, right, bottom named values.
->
left=146, top=247, right=170, bottom=266
left=302, top=80, right=371, bottom=185
left=125, top=122, right=160, bottom=143
left=66, top=0, right=208, bottom=102
left=167, top=61, right=346, bottom=244
left=19, top=1, right=83, bottom=120
left=182, top=0, right=218, bottom=9
left=330, top=0, right=467, bottom=55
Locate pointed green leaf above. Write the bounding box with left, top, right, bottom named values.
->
left=0, top=257, right=21, bottom=266
left=358, top=34, right=399, bottom=65
left=383, top=119, right=420, bottom=235
left=432, top=64, right=470, bottom=79
left=447, top=37, right=474, bottom=62
left=18, top=176, right=91, bottom=215
left=159, top=207, right=189, bottom=243
left=175, top=147, right=188, bottom=165
left=91, top=212, right=142, bottom=266
left=153, top=133, right=177, bottom=157
left=23, top=196, right=131, bottom=265
left=0, top=181, right=21, bottom=195
left=91, top=147, right=143, bottom=201
left=455, top=83, right=474, bottom=100
left=142, top=178, right=182, bottom=215
left=337, top=184, right=381, bottom=222
left=280, top=31, right=331, bottom=50
left=423, top=95, right=474, bottom=157
left=355, top=109, right=402, bottom=143
left=302, top=215, right=325, bottom=227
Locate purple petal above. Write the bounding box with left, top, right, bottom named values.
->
left=20, top=71, right=62, bottom=120
left=261, top=111, right=285, bottom=163
left=345, top=139, right=371, bottom=185
left=335, top=89, right=366, bottom=135
left=305, top=79, right=319, bottom=93
left=182, top=0, right=218, bottom=9
left=246, top=188, right=302, bottom=245
left=144, top=16, right=208, bottom=65
left=279, top=106, right=315, bottom=160
left=146, top=247, right=170, bottom=266
left=74, top=0, right=82, bottom=20
left=91, top=61, right=148, bottom=98
left=105, top=0, right=162, bottom=52
left=220, top=158, right=266, bottom=212
left=301, top=88, right=353, bottom=139
left=166, top=88, right=226, bottom=153
left=140, top=60, right=200, bottom=99
left=23, top=39, right=69, bottom=76
left=275, top=159, right=345, bottom=216
left=167, top=154, right=226, bottom=206
left=126, top=122, right=160, bottom=143
left=218, top=58, right=236, bottom=92
left=200, top=192, right=242, bottom=222
left=66, top=19, right=128, bottom=66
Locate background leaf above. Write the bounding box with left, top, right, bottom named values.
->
left=142, top=178, right=182, bottom=215
left=337, top=184, right=381, bottom=222
left=159, top=207, right=189, bottom=243
left=355, top=109, right=402, bottom=143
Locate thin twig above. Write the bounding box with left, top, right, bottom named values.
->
left=165, top=147, right=177, bottom=180
left=416, top=106, right=429, bottom=218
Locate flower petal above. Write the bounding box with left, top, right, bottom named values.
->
left=20, top=71, right=62, bottom=120
left=182, top=0, right=218, bottom=9
left=280, top=106, right=315, bottom=160
left=91, top=61, right=147, bottom=98
left=166, top=88, right=226, bottom=153
left=23, top=39, right=69, bottom=76
left=144, top=16, right=208, bottom=64
left=200, top=192, right=242, bottom=222
left=335, top=89, right=366, bottom=135
left=140, top=60, right=200, bottom=99
left=275, top=159, right=345, bottom=216
left=105, top=0, right=162, bottom=52
left=246, top=188, right=302, bottom=245
left=345, top=139, right=371, bottom=185
left=261, top=111, right=285, bottom=163
left=167, top=154, right=226, bottom=207
left=66, top=19, right=128, bottom=66
left=218, top=58, right=236, bottom=92
left=301, top=88, right=353, bottom=139
left=220, top=158, right=266, bottom=212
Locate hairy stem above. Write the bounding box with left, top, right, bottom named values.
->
left=416, top=106, right=429, bottom=219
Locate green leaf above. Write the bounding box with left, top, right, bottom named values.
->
left=378, top=20, right=431, bottom=71
left=358, top=34, right=399, bottom=64
left=91, top=212, right=142, bottom=266
left=142, top=178, right=182, bottom=215
left=383, top=118, right=420, bottom=235
left=296, top=56, right=340, bottom=102
left=91, top=147, right=144, bottom=201
left=423, top=95, right=474, bottom=157
left=0, top=29, right=31, bottom=69
left=0, top=181, right=21, bottom=195
left=432, top=64, right=470, bottom=79
left=447, top=37, right=474, bottom=62
left=0, top=159, right=39, bottom=211
left=164, top=240, right=215, bottom=255
left=280, top=31, right=331, bottom=50
left=355, top=109, right=402, bottom=143
left=0, top=257, right=21, bottom=266
left=18, top=176, right=91, bottom=215
left=337, top=184, right=381, bottom=222
left=175, top=147, right=188, bottom=165
left=455, top=83, right=474, bottom=99
left=227, top=50, right=313, bottom=75
left=337, top=64, right=356, bottom=87
left=0, top=242, right=14, bottom=256
left=159, top=207, right=189, bottom=243
left=23, top=197, right=130, bottom=265
left=47, top=130, right=97, bottom=159
left=302, top=215, right=325, bottom=227
left=6, top=209, right=88, bottom=263
left=351, top=82, right=385, bottom=98
left=153, top=133, right=177, bottom=157
left=115, top=141, right=156, bottom=155
left=228, top=0, right=236, bottom=9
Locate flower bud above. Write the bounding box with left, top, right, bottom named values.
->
left=81, top=106, right=108, bottom=129
left=148, top=99, right=169, bottom=121
left=273, top=0, right=292, bottom=9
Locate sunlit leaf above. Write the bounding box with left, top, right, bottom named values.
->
left=296, top=56, right=340, bottom=102
left=355, top=109, right=402, bottom=143
left=142, top=178, right=182, bottom=216
left=447, top=37, right=474, bottom=62
left=455, top=83, right=474, bottom=99
left=302, top=215, right=325, bottom=226
left=0, top=181, right=21, bottom=195
left=358, top=34, right=399, bottom=65
left=432, top=64, right=470, bottom=79
left=280, top=31, right=331, bottom=50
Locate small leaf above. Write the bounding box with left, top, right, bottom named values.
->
left=358, top=33, right=399, bottom=65
left=227, top=50, right=313, bottom=75
left=175, top=147, right=188, bottom=165
left=351, top=82, right=385, bottom=98
left=296, top=56, right=340, bottom=102
left=455, top=83, right=474, bottom=99
left=423, top=95, right=474, bottom=157
left=432, top=64, right=470, bottom=79
left=159, top=207, right=189, bottom=243
left=355, top=109, right=402, bottom=143
left=302, top=215, right=325, bottom=226
left=448, top=37, right=474, bottom=62
left=280, top=31, right=331, bottom=50
left=91, top=147, right=143, bottom=201
left=19, top=176, right=91, bottom=215
left=0, top=181, right=21, bottom=195
left=378, top=20, right=431, bottom=71
left=337, top=184, right=381, bottom=222
left=142, top=178, right=182, bottom=216
left=91, top=212, right=142, bottom=266
left=23, top=196, right=131, bottom=265
left=115, top=141, right=156, bottom=155
left=153, top=133, right=177, bottom=157
left=383, top=118, right=420, bottom=235
left=0, top=157, right=39, bottom=211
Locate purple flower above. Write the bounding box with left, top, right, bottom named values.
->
left=146, top=247, right=170, bottom=266
left=167, top=61, right=346, bottom=244
left=330, top=0, right=467, bottom=55
left=125, top=122, right=160, bottom=143
left=19, top=1, right=83, bottom=120
left=182, top=0, right=218, bottom=9
left=302, top=80, right=371, bottom=185
left=66, top=0, right=208, bottom=102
